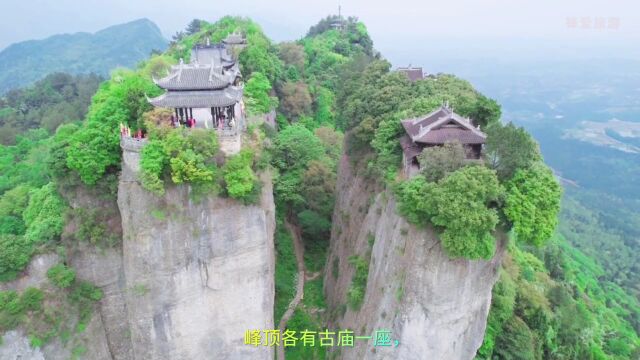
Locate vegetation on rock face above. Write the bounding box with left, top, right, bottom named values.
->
left=47, top=264, right=77, bottom=289
left=223, top=149, right=259, bottom=202
left=397, top=166, right=502, bottom=259
left=0, top=265, right=102, bottom=347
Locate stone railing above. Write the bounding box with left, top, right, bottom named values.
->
left=120, top=136, right=148, bottom=152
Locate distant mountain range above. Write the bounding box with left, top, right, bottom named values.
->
left=0, top=18, right=168, bottom=93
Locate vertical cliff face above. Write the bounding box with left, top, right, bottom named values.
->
left=116, top=139, right=275, bottom=359
left=324, top=157, right=505, bottom=360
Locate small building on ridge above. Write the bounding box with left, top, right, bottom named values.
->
left=400, top=104, right=486, bottom=175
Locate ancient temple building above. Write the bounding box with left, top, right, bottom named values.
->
left=147, top=43, right=244, bottom=133
left=400, top=104, right=486, bottom=175
left=397, top=65, right=425, bottom=82
left=222, top=32, right=247, bottom=49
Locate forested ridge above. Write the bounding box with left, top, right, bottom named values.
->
left=0, top=14, right=638, bottom=359
left=0, top=18, right=167, bottom=94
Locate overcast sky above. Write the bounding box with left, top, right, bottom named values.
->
left=2, top=0, right=639, bottom=66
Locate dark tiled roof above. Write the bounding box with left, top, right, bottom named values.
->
left=400, top=134, right=422, bottom=159
left=154, top=67, right=233, bottom=90
left=397, top=67, right=424, bottom=82
left=415, top=127, right=486, bottom=144
left=401, top=105, right=486, bottom=145
left=401, top=107, right=450, bottom=135
left=148, top=88, right=242, bottom=108
left=191, top=46, right=235, bottom=67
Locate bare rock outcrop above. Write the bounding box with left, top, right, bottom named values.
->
left=116, top=139, right=275, bottom=359
left=324, top=157, right=504, bottom=360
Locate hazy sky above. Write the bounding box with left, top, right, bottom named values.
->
left=2, top=0, right=639, bottom=66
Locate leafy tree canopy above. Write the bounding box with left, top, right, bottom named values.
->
left=485, top=122, right=542, bottom=181
left=418, top=141, right=467, bottom=182
left=504, top=162, right=562, bottom=247
left=396, top=165, right=503, bottom=259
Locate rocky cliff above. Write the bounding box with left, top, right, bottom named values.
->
left=0, top=139, right=276, bottom=359
left=324, top=156, right=505, bottom=360
left=114, top=138, right=275, bottom=359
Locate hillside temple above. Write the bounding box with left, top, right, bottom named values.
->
left=147, top=39, right=245, bottom=136
left=400, top=104, right=486, bottom=175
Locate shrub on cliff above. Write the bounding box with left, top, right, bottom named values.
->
left=22, top=183, right=67, bottom=244
left=223, top=149, right=259, bottom=203
left=396, top=166, right=503, bottom=259
left=47, top=264, right=76, bottom=289
left=0, top=234, right=33, bottom=280
left=139, top=127, right=220, bottom=195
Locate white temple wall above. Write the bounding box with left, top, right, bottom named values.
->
left=192, top=108, right=213, bottom=129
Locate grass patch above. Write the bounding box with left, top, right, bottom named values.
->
left=150, top=209, right=166, bottom=221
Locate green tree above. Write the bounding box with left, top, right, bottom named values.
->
left=504, top=163, right=562, bottom=247
left=0, top=234, right=32, bottom=279
left=494, top=316, right=538, bottom=360
left=313, top=87, right=335, bottom=126
left=279, top=81, right=312, bottom=120
left=396, top=166, right=503, bottom=259
left=469, top=96, right=501, bottom=128
left=244, top=72, right=276, bottom=115
left=22, top=183, right=66, bottom=244
left=485, top=122, right=541, bottom=180
left=140, top=139, right=168, bottom=195
left=66, top=70, right=159, bottom=185
left=223, top=150, right=257, bottom=201
left=417, top=141, right=467, bottom=182
left=278, top=42, right=305, bottom=72
left=272, top=124, right=325, bottom=171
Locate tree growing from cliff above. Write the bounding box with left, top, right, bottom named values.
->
left=0, top=234, right=32, bottom=280
left=504, top=162, right=562, bottom=247
left=22, top=183, right=67, bottom=244
left=485, top=122, right=541, bottom=180
left=396, top=166, right=503, bottom=259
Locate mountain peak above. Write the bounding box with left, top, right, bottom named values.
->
left=0, top=19, right=168, bottom=93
